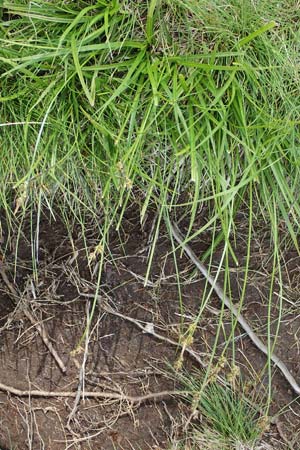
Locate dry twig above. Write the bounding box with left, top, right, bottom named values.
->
left=80, top=292, right=207, bottom=369
left=0, top=261, right=67, bottom=373
left=170, top=222, right=300, bottom=396
left=0, top=381, right=183, bottom=402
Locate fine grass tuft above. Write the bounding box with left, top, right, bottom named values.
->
left=174, top=367, right=265, bottom=449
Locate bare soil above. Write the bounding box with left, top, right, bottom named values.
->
left=0, top=209, right=299, bottom=449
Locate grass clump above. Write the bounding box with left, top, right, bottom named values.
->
left=1, top=1, right=299, bottom=245
left=171, top=367, right=265, bottom=450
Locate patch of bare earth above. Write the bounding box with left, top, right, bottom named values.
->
left=0, top=210, right=299, bottom=449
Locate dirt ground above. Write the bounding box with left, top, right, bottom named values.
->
left=0, top=208, right=299, bottom=449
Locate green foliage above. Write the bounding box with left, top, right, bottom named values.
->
left=0, top=0, right=299, bottom=341
left=1, top=1, right=299, bottom=240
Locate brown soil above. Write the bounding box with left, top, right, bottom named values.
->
left=0, top=209, right=299, bottom=449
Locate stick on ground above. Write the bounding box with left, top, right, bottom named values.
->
left=0, top=262, right=67, bottom=373
left=170, top=222, right=300, bottom=396
left=0, top=380, right=183, bottom=403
